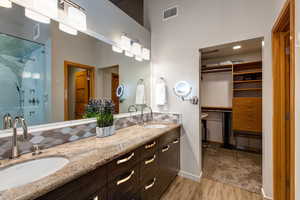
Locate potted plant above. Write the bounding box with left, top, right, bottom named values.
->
left=84, top=99, right=115, bottom=138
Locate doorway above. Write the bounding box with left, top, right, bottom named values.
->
left=199, top=37, right=263, bottom=194
left=272, top=0, right=295, bottom=199
left=64, top=61, right=95, bottom=121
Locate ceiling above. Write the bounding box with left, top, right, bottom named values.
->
left=201, top=37, right=263, bottom=60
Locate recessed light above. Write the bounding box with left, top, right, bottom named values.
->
left=233, top=45, right=241, bottom=50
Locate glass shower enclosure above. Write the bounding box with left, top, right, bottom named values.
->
left=0, top=33, right=51, bottom=128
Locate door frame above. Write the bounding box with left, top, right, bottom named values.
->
left=272, top=0, right=295, bottom=199
left=111, top=72, right=120, bottom=114
left=64, top=61, right=95, bottom=121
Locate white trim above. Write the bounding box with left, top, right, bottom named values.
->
left=261, top=187, right=272, bottom=200
left=178, top=170, right=202, bottom=182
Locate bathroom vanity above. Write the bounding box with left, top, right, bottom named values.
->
left=0, top=123, right=180, bottom=200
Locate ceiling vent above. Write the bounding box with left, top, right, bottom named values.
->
left=163, top=6, right=178, bottom=21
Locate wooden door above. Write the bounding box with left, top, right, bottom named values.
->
left=272, top=0, right=295, bottom=199
left=111, top=73, right=119, bottom=113
left=75, top=71, right=89, bottom=119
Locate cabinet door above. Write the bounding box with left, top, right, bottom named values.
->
left=233, top=97, right=262, bottom=133
left=158, top=143, right=173, bottom=196
left=169, top=138, right=180, bottom=179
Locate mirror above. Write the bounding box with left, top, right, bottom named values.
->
left=116, top=84, right=125, bottom=98
left=173, top=81, right=192, bottom=98
left=0, top=3, right=150, bottom=129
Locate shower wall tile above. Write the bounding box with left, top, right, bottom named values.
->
left=0, top=112, right=181, bottom=159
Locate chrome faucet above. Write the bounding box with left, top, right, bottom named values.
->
left=141, top=105, right=153, bottom=124
left=3, top=113, right=13, bottom=129
left=11, top=116, right=28, bottom=159
left=128, top=105, right=138, bottom=113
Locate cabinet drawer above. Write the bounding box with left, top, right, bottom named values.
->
left=140, top=139, right=158, bottom=159
left=36, top=165, right=107, bottom=200
left=108, top=166, right=140, bottom=200
left=108, top=148, right=140, bottom=182
left=233, top=97, right=262, bottom=133
left=159, top=127, right=180, bottom=147
left=140, top=176, right=160, bottom=200
left=140, top=152, right=159, bottom=183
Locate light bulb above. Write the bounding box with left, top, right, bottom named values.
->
left=59, top=23, right=78, bottom=36
left=132, top=42, right=141, bottom=56
left=68, top=7, right=87, bottom=31
left=125, top=51, right=134, bottom=57
left=112, top=45, right=123, bottom=53
left=0, top=0, right=12, bottom=8
left=142, top=48, right=150, bottom=60
left=25, top=8, right=50, bottom=24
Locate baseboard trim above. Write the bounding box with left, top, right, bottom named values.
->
left=261, top=187, right=272, bottom=200
left=178, top=170, right=202, bottom=182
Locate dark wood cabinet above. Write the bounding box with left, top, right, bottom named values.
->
left=157, top=128, right=180, bottom=197
left=36, top=127, right=180, bottom=200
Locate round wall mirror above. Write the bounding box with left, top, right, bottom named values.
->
left=116, top=84, right=125, bottom=98
left=174, top=81, right=192, bottom=98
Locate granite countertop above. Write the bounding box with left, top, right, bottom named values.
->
left=0, top=123, right=180, bottom=200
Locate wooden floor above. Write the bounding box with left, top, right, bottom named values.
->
left=161, top=176, right=264, bottom=200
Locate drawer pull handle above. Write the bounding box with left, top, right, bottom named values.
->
left=117, top=152, right=135, bottom=165
left=162, top=145, right=170, bottom=153
left=145, top=141, right=156, bottom=149
left=173, top=139, right=179, bottom=144
left=145, top=155, right=156, bottom=165
left=117, top=170, right=135, bottom=185
left=145, top=178, right=156, bottom=190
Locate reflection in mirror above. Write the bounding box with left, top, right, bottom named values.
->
left=0, top=3, right=150, bottom=129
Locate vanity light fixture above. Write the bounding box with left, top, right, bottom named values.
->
left=112, top=45, right=123, bottom=53
left=25, top=0, right=58, bottom=24
left=121, top=35, right=131, bottom=51
left=68, top=6, right=86, bottom=31
left=0, top=0, right=12, bottom=8
left=142, top=48, right=150, bottom=60
left=59, top=23, right=78, bottom=35
left=132, top=42, right=142, bottom=56
left=25, top=8, right=50, bottom=24
left=233, top=45, right=241, bottom=50
left=125, top=50, right=134, bottom=57
left=32, top=73, right=41, bottom=79
left=22, top=71, right=32, bottom=79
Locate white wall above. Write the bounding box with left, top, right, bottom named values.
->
left=145, top=0, right=283, bottom=196
left=295, top=0, right=300, bottom=199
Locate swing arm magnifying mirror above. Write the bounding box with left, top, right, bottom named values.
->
left=173, top=81, right=192, bottom=98
left=173, top=81, right=198, bottom=105
left=116, top=84, right=125, bottom=98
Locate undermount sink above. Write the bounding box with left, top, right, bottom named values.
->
left=144, top=124, right=168, bottom=129
left=0, top=157, right=69, bottom=191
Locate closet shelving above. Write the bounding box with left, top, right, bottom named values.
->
left=232, top=61, right=262, bottom=142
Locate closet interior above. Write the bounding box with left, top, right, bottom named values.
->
left=200, top=37, right=263, bottom=193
